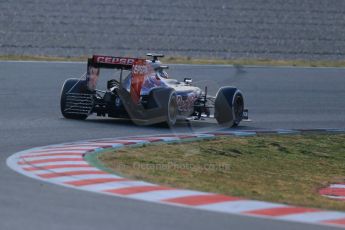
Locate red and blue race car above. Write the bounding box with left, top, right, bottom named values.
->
left=60, top=53, right=248, bottom=127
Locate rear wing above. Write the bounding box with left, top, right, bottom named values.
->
left=86, top=55, right=149, bottom=92
left=87, top=55, right=144, bottom=70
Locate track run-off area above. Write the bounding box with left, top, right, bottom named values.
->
left=7, top=129, right=345, bottom=229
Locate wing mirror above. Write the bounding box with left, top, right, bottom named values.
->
left=184, top=78, right=192, bottom=84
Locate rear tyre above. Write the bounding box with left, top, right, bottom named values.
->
left=214, top=87, right=244, bottom=127
left=60, top=78, right=90, bottom=120
left=145, top=88, right=178, bottom=127
left=166, top=91, right=178, bottom=127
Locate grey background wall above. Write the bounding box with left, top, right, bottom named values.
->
left=1, top=0, right=345, bottom=60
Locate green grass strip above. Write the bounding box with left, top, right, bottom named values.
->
left=97, top=134, right=345, bottom=211
left=1, top=55, right=345, bottom=67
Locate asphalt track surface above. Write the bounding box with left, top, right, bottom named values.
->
left=1, top=61, right=345, bottom=230
left=1, top=0, right=345, bottom=60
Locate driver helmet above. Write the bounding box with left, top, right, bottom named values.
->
left=157, top=70, right=168, bottom=79
left=147, top=60, right=169, bottom=79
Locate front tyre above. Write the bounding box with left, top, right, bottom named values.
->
left=214, top=87, right=244, bottom=127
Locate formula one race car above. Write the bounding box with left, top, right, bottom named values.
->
left=60, top=53, right=248, bottom=127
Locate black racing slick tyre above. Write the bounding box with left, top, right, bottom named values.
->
left=60, top=78, right=92, bottom=120
left=214, top=87, right=244, bottom=127
left=146, top=88, right=178, bottom=127
left=165, top=90, right=178, bottom=127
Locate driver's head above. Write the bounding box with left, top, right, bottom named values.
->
left=157, top=70, right=168, bottom=79
left=147, top=59, right=169, bottom=79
